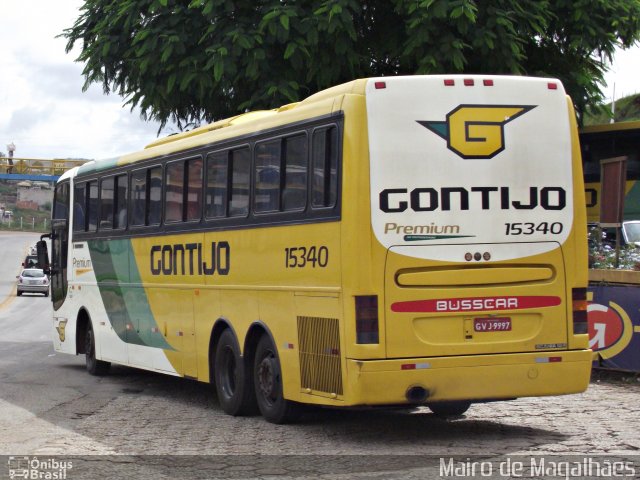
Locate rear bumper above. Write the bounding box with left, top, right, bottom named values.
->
left=17, top=285, right=49, bottom=294
left=342, top=350, right=592, bottom=406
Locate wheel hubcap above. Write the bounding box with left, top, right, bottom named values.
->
left=257, top=355, right=277, bottom=404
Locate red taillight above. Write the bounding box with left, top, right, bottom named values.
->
left=483, top=79, right=494, bottom=86
left=444, top=79, right=455, bottom=86
left=572, top=288, right=588, bottom=334
left=355, top=295, right=379, bottom=344
left=374, top=81, right=386, bottom=89
left=548, top=82, right=558, bottom=90
left=464, top=78, right=474, bottom=86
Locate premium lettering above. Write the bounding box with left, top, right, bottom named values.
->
left=150, top=241, right=230, bottom=276
left=384, top=222, right=460, bottom=235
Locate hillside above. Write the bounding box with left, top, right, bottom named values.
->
left=584, top=93, right=640, bottom=125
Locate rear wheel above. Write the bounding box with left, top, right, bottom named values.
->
left=427, top=401, right=471, bottom=417
left=213, top=329, right=257, bottom=416
left=85, top=322, right=110, bottom=376
left=254, top=334, right=301, bottom=424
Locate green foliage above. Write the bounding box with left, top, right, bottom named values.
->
left=584, top=94, right=640, bottom=125
left=62, top=0, right=640, bottom=129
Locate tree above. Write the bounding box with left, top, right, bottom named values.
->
left=63, top=0, right=640, bottom=128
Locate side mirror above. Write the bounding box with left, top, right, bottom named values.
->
left=36, top=240, right=50, bottom=275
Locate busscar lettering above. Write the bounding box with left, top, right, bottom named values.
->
left=436, top=297, right=518, bottom=311
left=379, top=186, right=566, bottom=212
left=150, top=241, right=230, bottom=276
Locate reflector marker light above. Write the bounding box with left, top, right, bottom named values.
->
left=483, top=79, right=494, bottom=86
left=535, top=356, right=562, bottom=363
left=375, top=81, right=386, bottom=89
left=444, top=79, right=455, bottom=86
left=356, top=295, right=379, bottom=344
left=401, top=363, right=431, bottom=370
left=464, top=79, right=474, bottom=86
left=548, top=82, right=558, bottom=90
left=572, top=287, right=588, bottom=334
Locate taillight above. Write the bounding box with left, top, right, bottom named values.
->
left=355, top=295, right=379, bottom=344
left=572, top=288, right=588, bottom=334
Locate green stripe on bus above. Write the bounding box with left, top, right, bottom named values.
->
left=88, top=239, right=174, bottom=350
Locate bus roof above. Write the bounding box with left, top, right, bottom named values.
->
left=75, top=78, right=369, bottom=178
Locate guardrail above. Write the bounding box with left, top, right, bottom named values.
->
left=0, top=157, right=87, bottom=176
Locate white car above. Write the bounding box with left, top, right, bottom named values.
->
left=16, top=268, right=49, bottom=297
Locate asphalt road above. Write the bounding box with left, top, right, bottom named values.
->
left=0, top=231, right=639, bottom=480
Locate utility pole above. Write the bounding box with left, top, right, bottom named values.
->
left=6, top=142, right=16, bottom=174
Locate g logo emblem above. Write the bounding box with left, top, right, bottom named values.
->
left=56, top=319, right=67, bottom=342
left=418, top=105, right=535, bottom=159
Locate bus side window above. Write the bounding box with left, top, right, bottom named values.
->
left=130, top=169, right=146, bottom=227
left=87, top=181, right=98, bottom=232
left=165, top=161, right=185, bottom=223
left=186, top=158, right=203, bottom=221
left=99, top=177, right=114, bottom=230
left=229, top=147, right=250, bottom=217
left=148, top=167, right=162, bottom=225
left=255, top=140, right=281, bottom=213
left=114, top=173, right=128, bottom=229
left=73, top=182, right=86, bottom=232
left=312, top=126, right=338, bottom=208
left=205, top=152, right=228, bottom=218
left=283, top=134, right=308, bottom=211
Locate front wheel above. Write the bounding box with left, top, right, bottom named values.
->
left=85, top=322, right=110, bottom=376
left=427, top=401, right=471, bottom=417
left=253, top=335, right=301, bottom=424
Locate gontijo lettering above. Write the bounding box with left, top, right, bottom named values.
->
left=380, top=186, right=566, bottom=212
left=150, top=241, right=230, bottom=276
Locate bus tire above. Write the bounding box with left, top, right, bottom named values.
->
left=214, top=329, right=257, bottom=416
left=253, top=334, right=301, bottom=424
left=85, top=322, right=110, bottom=376
left=427, top=401, right=471, bottom=417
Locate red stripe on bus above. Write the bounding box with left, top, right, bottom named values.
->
left=391, top=296, right=561, bottom=313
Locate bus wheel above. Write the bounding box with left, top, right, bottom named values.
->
left=214, top=329, right=257, bottom=416
left=254, top=335, right=300, bottom=424
left=427, top=401, right=471, bottom=417
left=85, top=322, right=110, bottom=376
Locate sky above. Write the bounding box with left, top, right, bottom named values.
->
left=0, top=1, right=639, bottom=161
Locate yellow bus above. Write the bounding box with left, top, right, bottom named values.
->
left=40, top=75, right=592, bottom=423
left=580, top=121, right=640, bottom=223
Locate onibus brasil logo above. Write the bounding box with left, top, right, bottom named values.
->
left=418, top=105, right=536, bottom=159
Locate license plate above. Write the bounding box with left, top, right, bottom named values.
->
left=474, top=317, right=512, bottom=332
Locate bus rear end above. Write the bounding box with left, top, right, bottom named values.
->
left=345, top=75, right=591, bottom=410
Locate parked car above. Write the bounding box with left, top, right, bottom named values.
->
left=16, top=268, right=49, bottom=297
left=22, top=255, right=39, bottom=269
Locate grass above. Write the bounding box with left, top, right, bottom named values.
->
left=584, top=93, right=640, bottom=125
